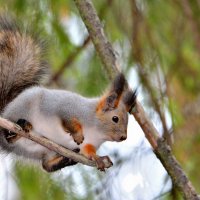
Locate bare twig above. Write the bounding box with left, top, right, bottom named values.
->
left=73, top=0, right=200, bottom=199
left=49, top=36, right=90, bottom=84
left=129, top=0, right=172, bottom=145
left=133, top=100, right=159, bottom=149
left=0, top=117, right=112, bottom=169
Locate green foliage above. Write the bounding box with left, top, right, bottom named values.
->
left=75, top=54, right=108, bottom=96
left=15, top=163, right=66, bottom=200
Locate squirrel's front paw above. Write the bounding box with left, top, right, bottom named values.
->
left=94, top=156, right=113, bottom=171
left=72, top=132, right=84, bottom=145
left=81, top=144, right=113, bottom=171
left=17, top=119, right=33, bottom=133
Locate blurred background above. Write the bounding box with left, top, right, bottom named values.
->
left=0, top=0, right=200, bottom=199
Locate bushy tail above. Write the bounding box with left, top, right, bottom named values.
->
left=0, top=15, right=48, bottom=112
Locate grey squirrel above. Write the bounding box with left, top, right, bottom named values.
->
left=0, top=15, right=136, bottom=172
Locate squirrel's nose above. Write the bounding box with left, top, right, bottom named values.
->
left=120, top=136, right=127, bottom=141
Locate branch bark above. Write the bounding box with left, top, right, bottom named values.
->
left=0, top=117, right=111, bottom=169
left=73, top=0, right=200, bottom=199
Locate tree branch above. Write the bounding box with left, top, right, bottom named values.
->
left=0, top=117, right=111, bottom=169
left=73, top=0, right=200, bottom=199
left=48, top=36, right=90, bottom=85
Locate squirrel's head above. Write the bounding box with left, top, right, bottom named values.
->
left=96, top=73, right=136, bottom=142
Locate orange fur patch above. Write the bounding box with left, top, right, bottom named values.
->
left=62, top=118, right=84, bottom=144
left=42, top=155, right=64, bottom=172
left=47, top=155, right=63, bottom=166
left=81, top=144, right=97, bottom=158
left=113, top=97, right=120, bottom=108
left=96, top=97, right=106, bottom=112
left=96, top=93, right=122, bottom=113
left=71, top=118, right=82, bottom=133
left=62, top=118, right=83, bottom=134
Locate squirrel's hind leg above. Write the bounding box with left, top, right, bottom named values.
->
left=42, top=148, right=80, bottom=172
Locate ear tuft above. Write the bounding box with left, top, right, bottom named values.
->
left=96, top=73, right=128, bottom=112
left=123, top=89, right=137, bottom=112
left=112, top=73, right=126, bottom=96
left=104, top=93, right=118, bottom=111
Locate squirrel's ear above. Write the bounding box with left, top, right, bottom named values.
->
left=123, top=89, right=137, bottom=112
left=97, top=73, right=126, bottom=112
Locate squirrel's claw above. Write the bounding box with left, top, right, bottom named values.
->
left=72, top=132, right=84, bottom=145
left=94, top=155, right=113, bottom=171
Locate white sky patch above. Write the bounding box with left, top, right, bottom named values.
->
left=110, top=151, right=171, bottom=200
left=0, top=155, right=20, bottom=200
left=121, top=173, right=144, bottom=193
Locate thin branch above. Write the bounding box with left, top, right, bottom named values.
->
left=129, top=0, right=172, bottom=145
left=49, top=36, right=90, bottom=84
left=133, top=100, right=159, bottom=149
left=73, top=0, right=200, bottom=199
left=0, top=117, right=112, bottom=169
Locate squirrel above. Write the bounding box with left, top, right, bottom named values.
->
left=0, top=15, right=136, bottom=172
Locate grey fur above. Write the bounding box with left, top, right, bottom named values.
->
left=3, top=86, right=99, bottom=127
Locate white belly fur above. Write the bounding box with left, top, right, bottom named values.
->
left=14, top=113, right=105, bottom=160
left=15, top=114, right=79, bottom=160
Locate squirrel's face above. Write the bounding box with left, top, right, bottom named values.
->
left=96, top=102, right=129, bottom=142
left=96, top=73, right=136, bottom=142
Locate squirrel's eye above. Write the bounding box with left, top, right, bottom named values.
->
left=112, top=116, right=119, bottom=123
